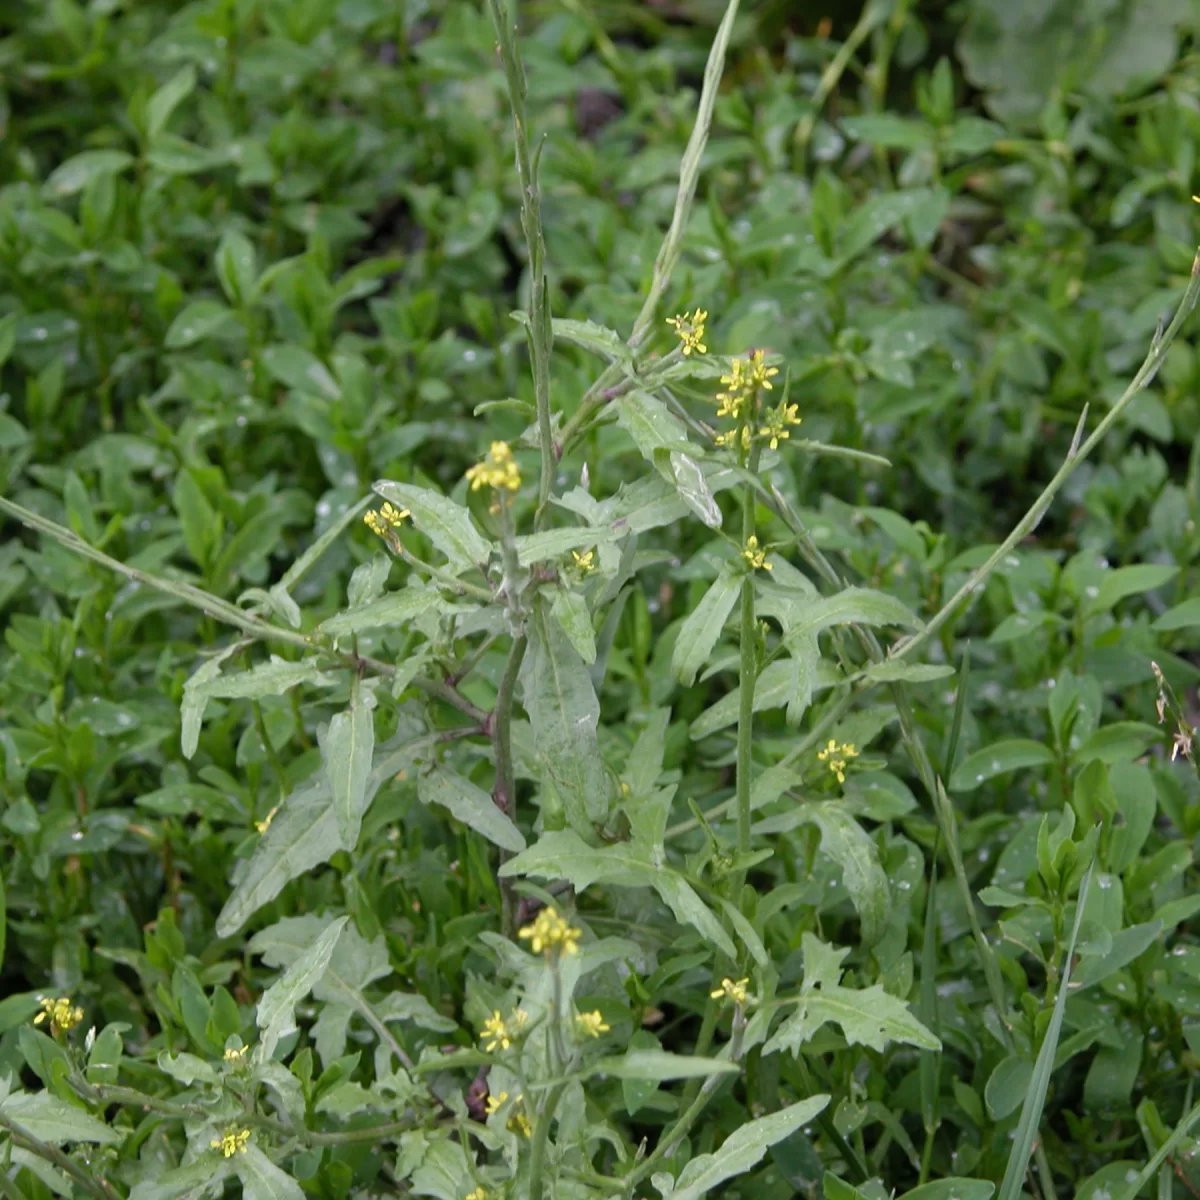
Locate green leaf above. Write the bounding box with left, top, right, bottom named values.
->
left=985, top=1055, right=1032, bottom=1121
left=1154, top=597, right=1200, bottom=631
left=181, top=643, right=240, bottom=758
left=0, top=1091, right=121, bottom=1144
left=800, top=804, right=888, bottom=945
left=1084, top=564, right=1178, bottom=617
left=216, top=229, right=258, bottom=307
left=44, top=149, right=135, bottom=197
left=257, top=916, right=347, bottom=1058
left=524, top=603, right=611, bottom=829
left=664, top=1097, right=832, bottom=1200
left=372, top=481, right=491, bottom=572
left=514, top=526, right=617, bottom=567
left=165, top=299, right=237, bottom=349
left=235, top=1144, right=305, bottom=1200
left=417, top=765, right=526, bottom=853
left=551, top=318, right=632, bottom=366
left=841, top=114, right=932, bottom=149
left=858, top=661, right=955, bottom=685
left=318, top=587, right=444, bottom=637
left=130, top=1157, right=235, bottom=1200
left=1073, top=921, right=1163, bottom=991
left=589, top=1049, right=739, bottom=1082
left=900, top=1182, right=995, bottom=1200
left=550, top=585, right=596, bottom=664
left=784, top=587, right=922, bottom=642
left=194, top=657, right=336, bottom=701
left=672, top=564, right=741, bottom=687
left=146, top=66, right=197, bottom=140
left=216, top=778, right=345, bottom=937
left=322, top=676, right=376, bottom=846
left=655, top=872, right=738, bottom=959
left=764, top=933, right=939, bottom=1056
left=949, top=739, right=1055, bottom=792
left=146, top=134, right=227, bottom=175
left=261, top=344, right=340, bottom=401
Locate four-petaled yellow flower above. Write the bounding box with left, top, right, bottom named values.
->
left=575, top=1010, right=610, bottom=1039
left=254, top=805, right=278, bottom=834
left=518, top=906, right=581, bottom=957
left=742, top=536, right=771, bottom=572
left=746, top=348, right=779, bottom=391
left=715, top=357, right=751, bottom=419
left=508, top=1107, right=532, bottom=1138
left=485, top=1090, right=509, bottom=1116
left=817, top=739, right=859, bottom=784
left=711, top=977, right=750, bottom=1005
left=481, top=1011, right=512, bottom=1052
left=572, top=549, right=595, bottom=574
left=715, top=425, right=751, bottom=452
left=760, top=401, right=801, bottom=450
left=666, top=309, right=708, bottom=356
left=211, top=1128, right=251, bottom=1158
left=364, top=502, right=410, bottom=539
left=466, top=441, right=522, bottom=493
left=34, top=997, right=83, bottom=1036
left=224, top=1044, right=248, bottom=1064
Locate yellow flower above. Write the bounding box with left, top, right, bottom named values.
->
left=254, top=805, right=278, bottom=834
left=481, top=1011, right=512, bottom=1052
left=715, top=357, right=750, bottom=418
left=485, top=1090, right=509, bottom=1116
left=571, top=549, right=595, bottom=574
left=710, top=977, right=750, bottom=1006
left=742, top=536, right=771, bottom=572
left=759, top=401, right=801, bottom=450
left=211, top=1128, right=251, bottom=1158
left=34, top=997, right=83, bottom=1036
left=817, top=739, right=859, bottom=784
left=223, top=1044, right=248, bottom=1064
left=466, top=440, right=522, bottom=493
left=747, top=349, right=779, bottom=391
left=508, top=1107, right=532, bottom=1138
left=518, top=906, right=582, bottom=957
left=466, top=1189, right=489, bottom=1200
left=715, top=425, right=752, bottom=452
left=666, top=309, right=708, bottom=356
left=575, top=1010, right=610, bottom=1039
left=511, top=1008, right=529, bottom=1030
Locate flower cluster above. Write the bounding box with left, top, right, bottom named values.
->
left=711, top=977, right=751, bottom=1006
left=34, top=996, right=83, bottom=1036
left=364, top=501, right=410, bottom=539
left=211, top=1128, right=251, bottom=1158
left=518, top=906, right=581, bottom=957
left=571, top=548, right=595, bottom=575
left=742, top=536, right=771, bottom=572
left=224, top=1044, right=248, bottom=1065
left=486, top=1091, right=532, bottom=1137
left=575, top=1010, right=610, bottom=1039
left=666, top=309, right=708, bottom=356
left=466, top=1189, right=490, bottom=1200
left=817, top=739, right=859, bottom=784
left=480, top=1008, right=528, bottom=1052
left=466, top=440, right=521, bottom=493
left=760, top=400, right=801, bottom=449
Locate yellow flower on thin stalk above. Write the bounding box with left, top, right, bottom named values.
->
left=746, top=348, right=779, bottom=391
left=254, top=805, right=278, bottom=834
left=518, top=906, right=581, bottom=957
left=223, top=1044, right=248, bottom=1065
left=211, top=1128, right=251, bottom=1158
left=575, top=1010, right=610, bottom=1039
left=666, top=309, right=708, bottom=356
left=466, top=440, right=522, bottom=493
left=759, top=401, right=801, bottom=450
left=34, top=997, right=83, bottom=1036
left=817, top=739, right=859, bottom=784
left=481, top=1011, right=513, bottom=1052
left=715, top=425, right=751, bottom=452
left=742, top=536, right=771, bottom=572
left=571, top=549, right=595, bottom=575
left=710, top=977, right=751, bottom=1006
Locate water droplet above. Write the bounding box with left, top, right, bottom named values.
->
left=1085, top=585, right=1099, bottom=598
left=463, top=349, right=477, bottom=363
left=71, top=831, right=83, bottom=841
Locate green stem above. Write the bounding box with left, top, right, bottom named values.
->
left=527, top=1081, right=568, bottom=1200
left=493, top=630, right=528, bottom=939
left=486, top=0, right=554, bottom=530
left=0, top=1109, right=113, bottom=1200
left=735, top=439, right=762, bottom=862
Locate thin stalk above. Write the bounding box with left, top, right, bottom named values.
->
left=527, top=1081, right=569, bottom=1200
left=0, top=1109, right=113, bottom=1200
left=735, top=438, right=763, bottom=860
left=493, top=631, right=528, bottom=938
left=486, top=0, right=554, bottom=529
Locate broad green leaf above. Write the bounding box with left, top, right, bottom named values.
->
left=1154, top=597, right=1200, bottom=631
left=257, top=916, right=347, bottom=1059
left=146, top=66, right=197, bottom=140
left=672, top=564, right=742, bottom=687
left=784, top=586, right=922, bottom=641
left=551, top=318, right=632, bottom=365
left=417, top=765, right=526, bottom=853
left=1073, top=921, right=1162, bottom=991
left=665, top=1097, right=832, bottom=1200
left=375, top=992, right=457, bottom=1033
left=130, top=1157, right=234, bottom=1200
left=901, top=1182, right=995, bottom=1200
left=523, top=603, right=611, bottom=829
left=689, top=660, right=799, bottom=738
left=764, top=933, right=939, bottom=1056
left=514, top=526, right=617, bottom=567
left=0, top=1091, right=121, bottom=1144
left=985, top=1055, right=1032, bottom=1121
left=261, top=344, right=340, bottom=401
left=949, top=739, right=1055, bottom=792
left=216, top=778, right=345, bottom=937
left=216, top=228, right=258, bottom=307
left=164, top=299, right=236, bottom=349
left=146, top=134, right=227, bottom=175
left=801, top=804, right=888, bottom=945
left=193, top=656, right=335, bottom=700
left=841, top=113, right=932, bottom=149
left=318, top=587, right=443, bottom=637
left=589, top=1049, right=739, bottom=1082
left=181, top=643, right=240, bottom=758
left=859, top=661, right=955, bottom=685
left=372, top=480, right=491, bottom=572
left=655, top=873, right=737, bottom=959
left=45, top=149, right=135, bottom=197
left=1085, top=564, right=1178, bottom=617
left=551, top=586, right=596, bottom=664
left=322, top=676, right=376, bottom=845
left=624, top=707, right=671, bottom=799
left=236, top=1144, right=305, bottom=1200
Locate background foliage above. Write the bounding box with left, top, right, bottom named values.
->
left=2, top=0, right=1200, bottom=1198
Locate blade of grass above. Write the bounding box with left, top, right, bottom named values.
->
left=918, top=845, right=940, bottom=1184
left=996, top=860, right=1096, bottom=1200
left=1113, top=1098, right=1200, bottom=1200
left=942, top=643, right=971, bottom=779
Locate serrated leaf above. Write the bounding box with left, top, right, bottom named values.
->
left=193, top=657, right=335, bottom=701
left=664, top=1097, right=832, bottom=1200
left=949, top=739, right=1055, bottom=792
left=551, top=318, right=633, bottom=365
left=784, top=587, right=922, bottom=642
left=0, top=1091, right=121, bottom=1144
left=323, top=677, right=376, bottom=845
left=551, top=586, right=597, bottom=664
left=236, top=1144, right=305, bottom=1200
left=764, top=933, right=939, bottom=1056
left=372, top=480, right=491, bottom=572
left=672, top=564, right=742, bottom=687
left=257, top=917, right=347, bottom=1059
left=589, top=1049, right=739, bottom=1082
left=524, top=603, right=611, bottom=829
left=800, top=804, right=888, bottom=945
left=417, top=765, right=526, bottom=853
left=216, top=778, right=345, bottom=937
left=318, top=587, right=444, bottom=637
